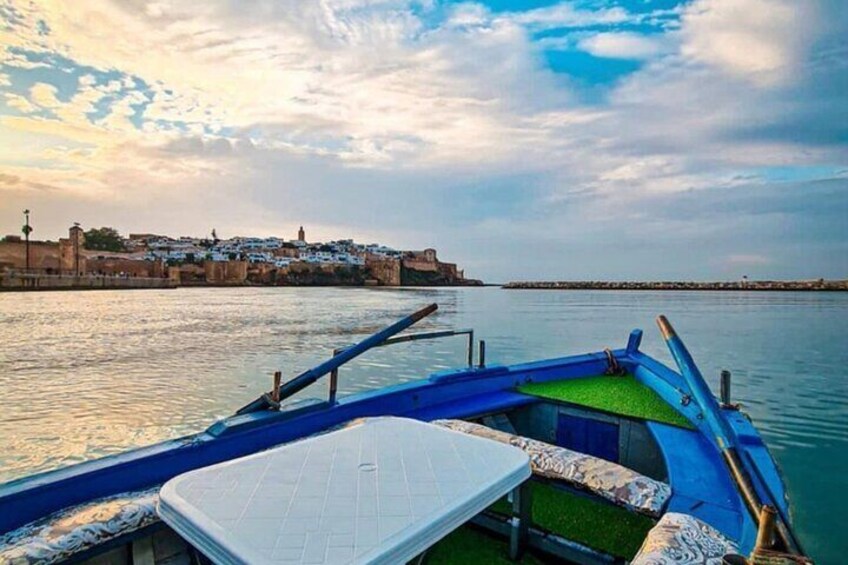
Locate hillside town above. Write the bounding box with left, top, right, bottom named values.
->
left=0, top=222, right=481, bottom=289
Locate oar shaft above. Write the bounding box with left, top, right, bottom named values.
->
left=237, top=303, right=438, bottom=414
left=657, top=316, right=732, bottom=446
left=657, top=315, right=802, bottom=556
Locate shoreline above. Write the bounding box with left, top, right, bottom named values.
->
left=4, top=277, right=847, bottom=292
left=0, top=281, right=485, bottom=292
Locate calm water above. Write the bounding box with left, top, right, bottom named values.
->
left=0, top=288, right=846, bottom=562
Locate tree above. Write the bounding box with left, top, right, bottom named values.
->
left=83, top=227, right=126, bottom=252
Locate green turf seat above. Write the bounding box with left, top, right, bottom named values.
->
left=518, top=375, right=694, bottom=429
left=433, top=419, right=671, bottom=517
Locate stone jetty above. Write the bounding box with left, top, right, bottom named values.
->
left=503, top=279, right=848, bottom=291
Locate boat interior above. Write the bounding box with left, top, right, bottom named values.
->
left=0, top=308, right=807, bottom=565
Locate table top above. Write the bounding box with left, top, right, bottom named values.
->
left=158, top=417, right=530, bottom=565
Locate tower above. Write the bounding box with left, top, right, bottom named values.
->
left=69, top=223, right=84, bottom=275
left=297, top=226, right=305, bottom=242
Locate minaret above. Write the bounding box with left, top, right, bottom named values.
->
left=297, top=226, right=305, bottom=242
left=69, top=223, right=84, bottom=275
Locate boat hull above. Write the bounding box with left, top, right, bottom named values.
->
left=0, top=344, right=793, bottom=563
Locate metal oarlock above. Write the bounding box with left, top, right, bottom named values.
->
left=755, top=505, right=777, bottom=551
left=271, top=371, right=281, bottom=403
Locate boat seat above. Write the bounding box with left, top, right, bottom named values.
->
left=433, top=419, right=671, bottom=517
left=0, top=487, right=160, bottom=564
left=631, top=512, right=739, bottom=564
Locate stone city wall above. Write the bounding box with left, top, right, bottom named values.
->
left=205, top=260, right=248, bottom=284
left=0, top=240, right=63, bottom=271
left=401, top=258, right=439, bottom=273
left=367, top=258, right=402, bottom=286
left=0, top=272, right=176, bottom=291
left=86, top=258, right=164, bottom=278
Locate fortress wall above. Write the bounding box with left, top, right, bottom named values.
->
left=0, top=241, right=62, bottom=271
left=368, top=258, right=401, bottom=286
left=205, top=260, right=248, bottom=284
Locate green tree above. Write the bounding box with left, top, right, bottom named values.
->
left=83, top=227, right=126, bottom=252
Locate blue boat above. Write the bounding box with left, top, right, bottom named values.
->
left=0, top=304, right=812, bottom=564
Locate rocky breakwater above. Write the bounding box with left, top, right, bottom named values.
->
left=503, top=279, right=848, bottom=291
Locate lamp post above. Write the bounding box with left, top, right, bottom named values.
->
left=22, top=209, right=32, bottom=272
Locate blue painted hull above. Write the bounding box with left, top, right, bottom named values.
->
left=0, top=338, right=794, bottom=557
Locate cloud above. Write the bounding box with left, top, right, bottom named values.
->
left=4, top=92, right=37, bottom=113
left=578, top=32, right=670, bottom=60
left=680, top=0, right=820, bottom=84
left=29, top=82, right=61, bottom=109
left=727, top=254, right=771, bottom=266
left=0, top=173, right=22, bottom=185
left=505, top=2, right=632, bottom=30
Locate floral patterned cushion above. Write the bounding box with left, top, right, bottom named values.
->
left=432, top=419, right=671, bottom=517
left=0, top=487, right=160, bottom=565
left=632, top=512, right=739, bottom=564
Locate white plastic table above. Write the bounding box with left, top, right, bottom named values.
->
left=158, top=417, right=531, bottom=564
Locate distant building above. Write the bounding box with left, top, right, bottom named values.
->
left=298, top=226, right=306, bottom=242
left=69, top=224, right=84, bottom=275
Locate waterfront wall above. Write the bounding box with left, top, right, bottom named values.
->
left=0, top=272, right=177, bottom=291
left=0, top=240, right=68, bottom=272
left=87, top=257, right=164, bottom=278
left=205, top=260, right=248, bottom=284
left=0, top=230, right=88, bottom=273
left=401, top=258, right=439, bottom=273
left=503, top=280, right=848, bottom=291
left=275, top=263, right=368, bottom=286
left=368, top=258, right=402, bottom=286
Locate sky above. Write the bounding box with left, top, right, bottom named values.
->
left=0, top=0, right=846, bottom=282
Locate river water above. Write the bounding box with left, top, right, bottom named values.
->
left=0, top=287, right=845, bottom=562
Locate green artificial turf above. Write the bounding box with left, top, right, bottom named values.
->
left=423, top=525, right=545, bottom=565
left=518, top=374, right=694, bottom=429
left=490, top=482, right=655, bottom=560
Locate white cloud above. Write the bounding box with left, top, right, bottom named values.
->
left=0, top=49, right=51, bottom=69
left=78, top=74, right=97, bottom=87
left=505, top=2, right=632, bottom=30
left=680, top=0, right=819, bottom=84
left=29, top=83, right=62, bottom=109
left=4, top=92, right=38, bottom=113
left=727, top=254, right=772, bottom=266
left=445, top=3, right=490, bottom=28
left=578, top=32, right=669, bottom=60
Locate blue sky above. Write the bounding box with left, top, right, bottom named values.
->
left=0, top=0, right=846, bottom=281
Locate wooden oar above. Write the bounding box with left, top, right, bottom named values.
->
left=656, top=315, right=804, bottom=556
left=237, top=303, right=438, bottom=414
